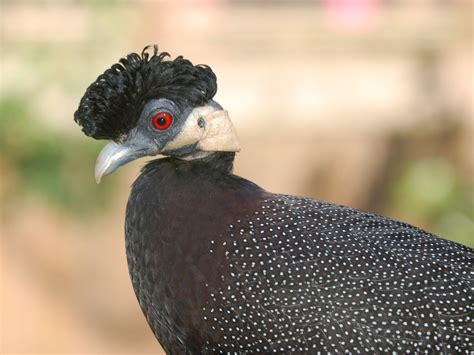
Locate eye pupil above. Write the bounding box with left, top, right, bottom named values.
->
left=152, top=112, right=173, bottom=130
left=157, top=117, right=166, bottom=126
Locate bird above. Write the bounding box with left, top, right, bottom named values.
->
left=74, top=45, right=473, bottom=354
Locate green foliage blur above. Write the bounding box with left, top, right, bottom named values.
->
left=388, top=158, right=473, bottom=247
left=0, top=95, right=116, bottom=216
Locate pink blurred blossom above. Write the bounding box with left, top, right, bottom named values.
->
left=324, top=0, right=380, bottom=32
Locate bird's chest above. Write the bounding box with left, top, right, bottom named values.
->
left=128, top=217, right=214, bottom=343
left=124, top=176, right=259, bottom=351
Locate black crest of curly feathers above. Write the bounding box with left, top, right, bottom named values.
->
left=74, top=45, right=217, bottom=140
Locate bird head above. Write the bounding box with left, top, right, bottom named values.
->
left=74, top=46, right=240, bottom=183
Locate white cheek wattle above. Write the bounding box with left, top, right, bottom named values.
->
left=161, top=105, right=240, bottom=154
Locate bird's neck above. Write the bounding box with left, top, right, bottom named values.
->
left=145, top=152, right=236, bottom=175
left=175, top=151, right=235, bottom=172
left=186, top=152, right=236, bottom=173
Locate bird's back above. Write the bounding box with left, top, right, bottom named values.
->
left=204, top=194, right=473, bottom=353
left=125, top=156, right=473, bottom=354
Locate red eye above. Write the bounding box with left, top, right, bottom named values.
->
left=152, top=112, right=173, bottom=130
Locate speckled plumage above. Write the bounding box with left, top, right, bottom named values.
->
left=126, top=153, right=473, bottom=354
left=74, top=47, right=473, bottom=354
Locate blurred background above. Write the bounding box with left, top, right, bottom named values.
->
left=1, top=0, right=472, bottom=353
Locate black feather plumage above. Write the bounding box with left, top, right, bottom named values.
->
left=75, top=47, right=474, bottom=353
left=74, top=45, right=217, bottom=140
left=125, top=153, right=473, bottom=353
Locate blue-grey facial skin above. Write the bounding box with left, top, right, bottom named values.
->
left=95, top=98, right=223, bottom=182
left=126, top=98, right=223, bottom=155
left=124, top=98, right=191, bottom=156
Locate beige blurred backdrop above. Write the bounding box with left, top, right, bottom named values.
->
left=1, top=0, right=472, bottom=353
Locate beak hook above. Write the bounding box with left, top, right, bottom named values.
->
left=95, top=142, right=136, bottom=183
